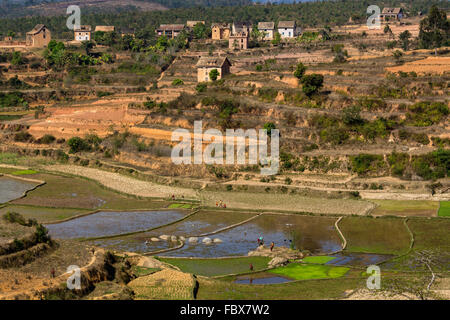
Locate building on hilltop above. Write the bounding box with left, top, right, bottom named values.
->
left=211, top=23, right=231, bottom=40
left=156, top=24, right=185, bottom=39
left=232, top=21, right=251, bottom=35
left=277, top=21, right=300, bottom=38
left=229, top=32, right=249, bottom=50
left=257, top=22, right=275, bottom=40
left=196, top=56, right=231, bottom=82
left=26, top=24, right=51, bottom=47
left=74, top=25, right=92, bottom=41
left=380, top=8, right=404, bottom=21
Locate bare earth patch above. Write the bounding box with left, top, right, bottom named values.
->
left=386, top=56, right=450, bottom=75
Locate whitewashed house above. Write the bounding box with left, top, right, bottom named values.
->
left=277, top=21, right=300, bottom=38
left=257, top=22, right=275, bottom=40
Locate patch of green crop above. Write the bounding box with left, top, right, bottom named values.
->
left=438, top=202, right=450, bottom=217
left=268, top=263, right=349, bottom=280
left=302, top=256, right=336, bottom=264
left=11, top=169, right=38, bottom=175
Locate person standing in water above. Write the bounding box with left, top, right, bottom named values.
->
left=270, top=242, right=275, bottom=251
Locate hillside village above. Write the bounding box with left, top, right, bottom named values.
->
left=0, top=0, right=448, bottom=302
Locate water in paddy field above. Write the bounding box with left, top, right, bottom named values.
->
left=45, top=210, right=186, bottom=239
left=0, top=176, right=39, bottom=203
left=326, top=252, right=393, bottom=267
left=163, top=214, right=342, bottom=258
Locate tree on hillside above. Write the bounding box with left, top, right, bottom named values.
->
left=418, top=5, right=450, bottom=55
left=301, top=74, right=324, bottom=97
left=399, top=30, right=412, bottom=51
left=81, top=40, right=94, bottom=55
left=293, top=62, right=307, bottom=82
left=193, top=23, right=210, bottom=39
left=332, top=44, right=348, bottom=63
left=271, top=32, right=281, bottom=45
left=384, top=24, right=394, bottom=39
left=393, top=50, right=403, bottom=64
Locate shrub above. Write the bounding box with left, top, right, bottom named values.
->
left=67, top=137, right=90, bottom=153
left=301, top=74, right=324, bottom=97
left=14, top=131, right=32, bottom=142
left=406, top=101, right=449, bottom=127
left=195, top=83, right=207, bottom=93
left=40, top=134, right=56, bottom=144
left=350, top=154, right=384, bottom=175
left=293, top=62, right=307, bottom=80
left=172, top=78, right=184, bottom=86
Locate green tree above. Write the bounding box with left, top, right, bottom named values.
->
left=193, top=23, right=210, bottom=39
left=271, top=32, right=281, bottom=45
left=418, top=5, right=450, bottom=55
left=81, top=40, right=95, bottom=55
left=293, top=62, right=307, bottom=81
left=384, top=24, right=393, bottom=38
left=301, top=74, right=324, bottom=97
left=399, top=30, right=412, bottom=51
left=209, top=68, right=219, bottom=81
left=11, top=51, right=23, bottom=65
left=263, top=122, right=276, bottom=135
left=332, top=44, right=348, bottom=63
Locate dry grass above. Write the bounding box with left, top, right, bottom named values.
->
left=127, top=268, right=195, bottom=300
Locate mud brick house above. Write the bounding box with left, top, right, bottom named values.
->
left=258, top=22, right=275, bottom=40
left=380, top=8, right=404, bottom=21
left=156, top=24, right=185, bottom=39
left=26, top=24, right=51, bottom=47
left=196, top=56, right=231, bottom=82
left=232, top=22, right=251, bottom=35
left=277, top=21, right=299, bottom=38
left=211, top=23, right=231, bottom=40
left=229, top=32, right=249, bottom=50
left=74, top=25, right=92, bottom=41
left=95, top=26, right=115, bottom=32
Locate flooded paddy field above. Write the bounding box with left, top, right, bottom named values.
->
left=326, top=252, right=393, bottom=266
left=46, top=210, right=187, bottom=239
left=163, top=214, right=342, bottom=258
left=0, top=176, right=39, bottom=203
left=11, top=173, right=171, bottom=210
left=89, top=210, right=258, bottom=253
